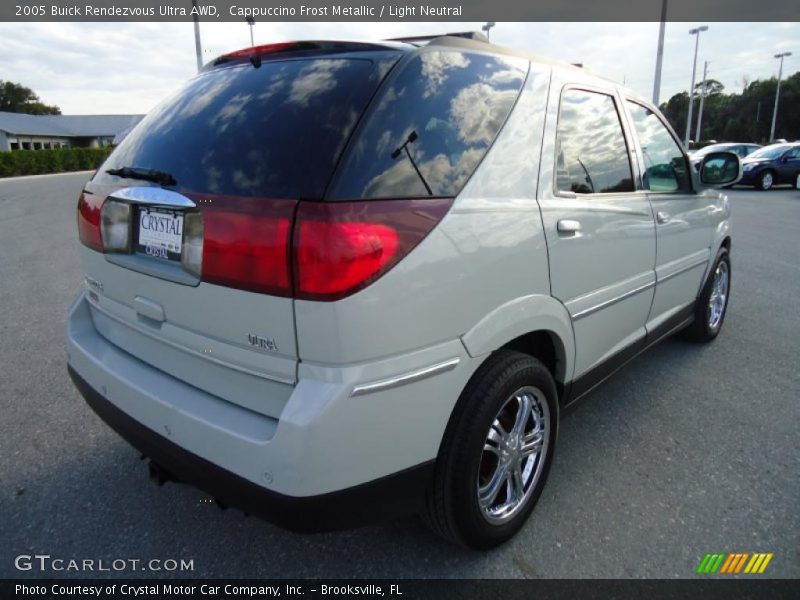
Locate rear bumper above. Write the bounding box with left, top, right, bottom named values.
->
left=66, top=292, right=474, bottom=530
left=69, top=365, right=432, bottom=532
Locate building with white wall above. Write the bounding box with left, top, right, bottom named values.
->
left=0, top=112, right=143, bottom=151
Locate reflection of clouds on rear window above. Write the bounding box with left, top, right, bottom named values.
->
left=450, top=84, right=519, bottom=146
left=330, top=50, right=528, bottom=199
left=420, top=51, right=470, bottom=98
left=96, top=55, right=399, bottom=199
left=288, top=59, right=346, bottom=107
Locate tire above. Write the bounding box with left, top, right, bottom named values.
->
left=756, top=170, right=775, bottom=191
left=681, top=247, right=731, bottom=343
left=424, top=350, right=558, bottom=549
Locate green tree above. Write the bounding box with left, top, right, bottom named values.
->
left=0, top=81, right=61, bottom=115
left=695, top=78, right=724, bottom=96
left=659, top=71, right=799, bottom=144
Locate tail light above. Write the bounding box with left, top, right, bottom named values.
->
left=77, top=192, right=104, bottom=252
left=77, top=190, right=451, bottom=301
left=199, top=198, right=296, bottom=296
left=294, top=198, right=452, bottom=301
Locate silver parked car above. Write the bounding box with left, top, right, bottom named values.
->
left=67, top=36, right=740, bottom=549
left=689, top=142, right=761, bottom=171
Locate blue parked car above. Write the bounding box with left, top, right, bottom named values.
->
left=739, top=143, right=800, bottom=190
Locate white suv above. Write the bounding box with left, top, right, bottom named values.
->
left=67, top=36, right=739, bottom=549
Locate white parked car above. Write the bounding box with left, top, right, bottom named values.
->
left=67, top=36, right=740, bottom=549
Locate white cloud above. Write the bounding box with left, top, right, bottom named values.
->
left=0, top=21, right=796, bottom=115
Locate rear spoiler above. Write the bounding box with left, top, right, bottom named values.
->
left=385, top=31, right=488, bottom=45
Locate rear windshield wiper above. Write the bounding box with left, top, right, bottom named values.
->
left=106, top=166, right=177, bottom=187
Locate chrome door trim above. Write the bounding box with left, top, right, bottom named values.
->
left=571, top=280, right=656, bottom=320
left=657, top=256, right=709, bottom=284
left=351, top=358, right=460, bottom=397
left=541, top=199, right=651, bottom=217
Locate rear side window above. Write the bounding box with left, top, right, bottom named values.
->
left=328, top=50, right=528, bottom=199
left=555, top=89, right=634, bottom=194
left=626, top=101, right=691, bottom=193
left=96, top=55, right=400, bottom=199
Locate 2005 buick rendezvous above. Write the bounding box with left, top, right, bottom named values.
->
left=67, top=34, right=740, bottom=548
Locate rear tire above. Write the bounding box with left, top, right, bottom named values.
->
left=756, top=170, right=775, bottom=191
left=424, top=350, right=558, bottom=549
left=681, top=248, right=730, bottom=343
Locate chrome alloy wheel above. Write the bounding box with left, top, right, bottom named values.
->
left=708, top=260, right=729, bottom=330
left=477, top=386, right=550, bottom=525
left=760, top=171, right=774, bottom=190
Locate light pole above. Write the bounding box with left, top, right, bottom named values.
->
left=246, top=16, right=255, bottom=47
left=482, top=22, right=496, bottom=42
left=695, top=61, right=709, bottom=143
left=684, top=25, right=708, bottom=149
left=191, top=0, right=203, bottom=72
left=652, top=0, right=668, bottom=105
left=769, top=51, right=792, bottom=142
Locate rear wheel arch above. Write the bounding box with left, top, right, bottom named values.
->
left=437, top=326, right=568, bottom=465
left=460, top=294, right=576, bottom=390
left=499, top=330, right=566, bottom=401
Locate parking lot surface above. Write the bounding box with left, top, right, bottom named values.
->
left=1, top=172, right=798, bottom=578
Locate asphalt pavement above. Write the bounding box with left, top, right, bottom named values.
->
left=1, top=172, right=798, bottom=578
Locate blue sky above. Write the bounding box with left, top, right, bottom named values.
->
left=0, top=21, right=796, bottom=114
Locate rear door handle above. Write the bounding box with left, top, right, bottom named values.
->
left=557, top=219, right=582, bottom=234
left=656, top=211, right=670, bottom=224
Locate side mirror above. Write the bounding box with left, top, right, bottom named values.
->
left=700, top=151, right=741, bottom=187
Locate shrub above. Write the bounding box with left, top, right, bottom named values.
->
left=0, top=147, right=113, bottom=178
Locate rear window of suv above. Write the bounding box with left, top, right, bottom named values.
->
left=96, top=53, right=401, bottom=199
left=327, top=49, right=528, bottom=199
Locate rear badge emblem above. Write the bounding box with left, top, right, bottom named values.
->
left=247, top=334, right=279, bottom=353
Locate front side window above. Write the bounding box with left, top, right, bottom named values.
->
left=554, top=89, right=634, bottom=195
left=627, top=102, right=691, bottom=193
left=556, top=89, right=634, bottom=194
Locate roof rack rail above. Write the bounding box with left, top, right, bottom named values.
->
left=385, top=31, right=488, bottom=45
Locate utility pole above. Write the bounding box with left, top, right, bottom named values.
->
left=695, top=61, right=709, bottom=143
left=192, top=0, right=203, bottom=72
left=652, top=0, right=667, bottom=105
left=684, top=25, right=708, bottom=149
left=246, top=16, right=255, bottom=47
left=770, top=52, right=792, bottom=142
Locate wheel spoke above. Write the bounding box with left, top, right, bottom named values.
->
left=478, top=461, right=510, bottom=508
left=490, top=420, right=507, bottom=442
left=511, top=393, right=531, bottom=437
left=483, top=442, right=501, bottom=458
left=521, top=431, right=544, bottom=456
left=510, top=464, right=525, bottom=501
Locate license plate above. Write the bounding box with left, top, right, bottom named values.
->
left=137, top=207, right=183, bottom=261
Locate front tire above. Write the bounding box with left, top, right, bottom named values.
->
left=756, top=170, right=775, bottom=191
left=681, top=248, right=731, bottom=343
left=424, top=350, right=558, bottom=549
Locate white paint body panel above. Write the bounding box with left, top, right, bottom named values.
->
left=67, top=49, right=733, bottom=499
